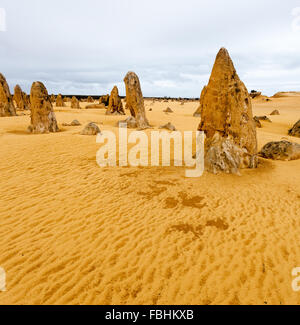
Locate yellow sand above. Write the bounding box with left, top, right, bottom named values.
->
left=0, top=96, right=300, bottom=305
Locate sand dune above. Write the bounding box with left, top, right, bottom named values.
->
left=0, top=96, right=300, bottom=305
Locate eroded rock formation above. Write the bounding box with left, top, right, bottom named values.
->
left=106, top=86, right=125, bottom=115
left=99, top=95, right=110, bottom=106
left=28, top=81, right=59, bottom=133
left=56, top=94, right=65, bottom=107
left=0, top=73, right=16, bottom=117
left=260, top=141, right=300, bottom=161
left=14, top=85, right=29, bottom=110
left=197, top=48, right=258, bottom=174
left=270, top=110, right=280, bottom=116
left=289, top=120, right=300, bottom=138
left=118, top=116, right=137, bottom=129
left=71, top=96, right=81, bottom=109
left=87, top=96, right=94, bottom=103
left=80, top=122, right=101, bottom=135
left=193, top=86, right=207, bottom=117
left=124, top=71, right=150, bottom=129
left=159, top=122, right=177, bottom=131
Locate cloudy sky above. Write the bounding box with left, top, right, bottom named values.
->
left=1, top=0, right=300, bottom=97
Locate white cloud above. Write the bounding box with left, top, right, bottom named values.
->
left=1, top=0, right=300, bottom=97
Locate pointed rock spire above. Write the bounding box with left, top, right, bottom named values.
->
left=198, top=48, right=258, bottom=174
left=29, top=81, right=59, bottom=133
left=0, top=73, right=16, bottom=117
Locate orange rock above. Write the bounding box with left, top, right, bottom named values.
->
left=71, top=96, right=81, bottom=109
left=193, top=86, right=207, bottom=117
left=197, top=48, right=258, bottom=174
left=56, top=94, right=65, bottom=107
left=28, top=82, right=59, bottom=133
left=124, top=71, right=150, bottom=129
left=106, top=86, right=125, bottom=115
left=14, top=85, right=29, bottom=110
left=50, top=94, right=56, bottom=103
left=99, top=94, right=110, bottom=106
left=23, top=92, right=30, bottom=109
left=0, top=73, right=16, bottom=117
left=87, top=96, right=94, bottom=103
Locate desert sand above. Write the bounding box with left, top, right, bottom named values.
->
left=0, top=94, right=300, bottom=305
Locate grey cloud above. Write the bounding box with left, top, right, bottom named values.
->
left=1, top=0, right=300, bottom=97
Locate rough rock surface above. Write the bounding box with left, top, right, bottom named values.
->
left=197, top=48, right=258, bottom=174
left=253, top=117, right=262, bottom=128
left=260, top=141, right=300, bottom=161
left=193, top=86, right=207, bottom=117
left=87, top=96, right=94, bottom=103
left=270, top=110, right=280, bottom=116
left=118, top=116, right=137, bottom=129
left=28, top=81, right=59, bottom=133
left=159, top=122, right=177, bottom=131
left=14, top=85, right=29, bottom=110
left=56, top=94, right=65, bottom=107
left=63, top=120, right=81, bottom=127
left=163, top=107, right=173, bottom=113
left=80, top=123, right=101, bottom=135
left=99, top=95, right=110, bottom=106
left=106, top=86, right=125, bottom=115
left=124, top=72, right=150, bottom=129
left=0, top=73, right=16, bottom=117
left=23, top=92, right=30, bottom=109
left=288, top=120, right=300, bottom=138
left=254, top=116, right=272, bottom=123
left=71, top=96, right=81, bottom=109
left=250, top=90, right=262, bottom=99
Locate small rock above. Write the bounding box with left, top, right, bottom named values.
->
left=80, top=122, right=101, bottom=135
left=259, top=141, right=300, bottom=161
left=163, top=107, right=173, bottom=113
left=270, top=110, right=280, bottom=116
left=159, top=122, right=177, bottom=131
left=289, top=120, right=300, bottom=138
left=250, top=90, right=262, bottom=99
left=117, top=116, right=137, bottom=129
left=253, top=117, right=262, bottom=128
left=254, top=116, right=272, bottom=123
left=71, top=120, right=81, bottom=126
